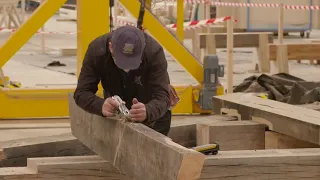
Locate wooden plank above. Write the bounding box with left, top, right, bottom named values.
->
left=269, top=43, right=320, bottom=60
left=68, top=94, right=206, bottom=180
left=200, top=148, right=320, bottom=179
left=168, top=115, right=237, bottom=147
left=257, top=33, right=270, bottom=72
left=276, top=44, right=289, bottom=73
left=0, top=133, right=94, bottom=167
left=0, top=156, right=128, bottom=180
left=196, top=121, right=266, bottom=150
left=199, top=32, right=273, bottom=49
left=265, top=131, right=320, bottom=149
left=297, top=103, right=320, bottom=111
left=60, top=48, right=77, bottom=56
left=212, top=93, right=320, bottom=145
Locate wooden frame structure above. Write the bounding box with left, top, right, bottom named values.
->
left=0, top=92, right=320, bottom=179
left=269, top=43, right=320, bottom=73
left=197, top=32, right=274, bottom=72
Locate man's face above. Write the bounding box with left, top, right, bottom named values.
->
left=109, top=42, right=130, bottom=72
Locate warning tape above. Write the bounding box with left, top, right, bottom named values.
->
left=211, top=2, right=320, bottom=10
left=166, top=0, right=320, bottom=10
left=166, top=16, right=237, bottom=30
left=60, top=1, right=320, bottom=11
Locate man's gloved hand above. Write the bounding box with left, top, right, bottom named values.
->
left=130, top=98, right=147, bottom=122
left=102, top=97, right=120, bottom=117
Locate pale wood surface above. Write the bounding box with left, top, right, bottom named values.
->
left=227, top=18, right=234, bottom=94
left=68, top=94, right=205, bottom=180
left=269, top=43, right=320, bottom=60
left=0, top=133, right=94, bottom=167
left=200, top=148, right=320, bottom=180
left=169, top=115, right=236, bottom=147
left=212, top=93, right=320, bottom=145
left=257, top=33, right=270, bottom=72
left=196, top=121, right=266, bottom=150
left=276, top=44, right=289, bottom=73
left=278, top=3, right=284, bottom=44
left=265, top=131, right=320, bottom=149
left=199, top=32, right=273, bottom=49
left=0, top=156, right=128, bottom=180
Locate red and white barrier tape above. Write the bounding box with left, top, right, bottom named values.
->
left=60, top=1, right=320, bottom=10
left=211, top=2, right=320, bottom=10
left=165, top=0, right=207, bottom=4
left=166, top=0, right=320, bottom=10
left=166, top=16, right=236, bottom=30
left=211, top=2, right=279, bottom=8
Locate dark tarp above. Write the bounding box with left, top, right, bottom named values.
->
left=233, top=73, right=320, bottom=104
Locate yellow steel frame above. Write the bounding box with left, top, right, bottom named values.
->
left=0, top=0, right=217, bottom=119
left=119, top=0, right=203, bottom=83
left=0, top=0, right=67, bottom=67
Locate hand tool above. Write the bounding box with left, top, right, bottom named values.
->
left=192, top=143, right=219, bottom=155
left=112, top=95, right=131, bottom=121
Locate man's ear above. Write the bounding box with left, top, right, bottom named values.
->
left=109, top=42, right=113, bottom=53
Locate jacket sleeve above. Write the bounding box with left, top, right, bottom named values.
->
left=74, top=42, right=105, bottom=116
left=145, top=47, right=171, bottom=122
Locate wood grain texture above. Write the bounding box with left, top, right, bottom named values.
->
left=269, top=43, right=320, bottom=60
left=199, top=32, right=273, bottom=49
left=212, top=93, right=320, bottom=145
left=0, top=133, right=94, bottom=167
left=276, top=44, right=289, bottom=73
left=68, top=94, right=205, bottom=180
left=200, top=148, right=320, bottom=180
left=265, top=131, right=320, bottom=149
left=168, top=115, right=237, bottom=147
left=257, top=33, right=270, bottom=73
left=196, top=121, right=266, bottom=150
left=0, top=156, right=128, bottom=180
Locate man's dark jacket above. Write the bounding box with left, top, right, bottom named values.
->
left=74, top=32, right=171, bottom=135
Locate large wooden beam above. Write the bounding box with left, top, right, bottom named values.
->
left=68, top=94, right=206, bottom=180
left=0, top=156, right=128, bottom=180
left=196, top=121, right=266, bottom=150
left=212, top=93, right=320, bottom=145
left=168, top=115, right=237, bottom=147
left=200, top=148, right=320, bottom=179
left=266, top=131, right=320, bottom=149
left=269, top=43, right=320, bottom=60
left=0, top=133, right=94, bottom=167
left=199, top=32, right=273, bottom=49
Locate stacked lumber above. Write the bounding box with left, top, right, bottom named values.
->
left=0, top=156, right=127, bottom=179
left=0, top=133, right=94, bottom=167
left=0, top=92, right=320, bottom=179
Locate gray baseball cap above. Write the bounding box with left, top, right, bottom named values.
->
left=111, top=25, right=146, bottom=70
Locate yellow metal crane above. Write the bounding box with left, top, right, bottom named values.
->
left=0, top=0, right=224, bottom=119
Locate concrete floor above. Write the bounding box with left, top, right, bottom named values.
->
left=1, top=13, right=320, bottom=141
